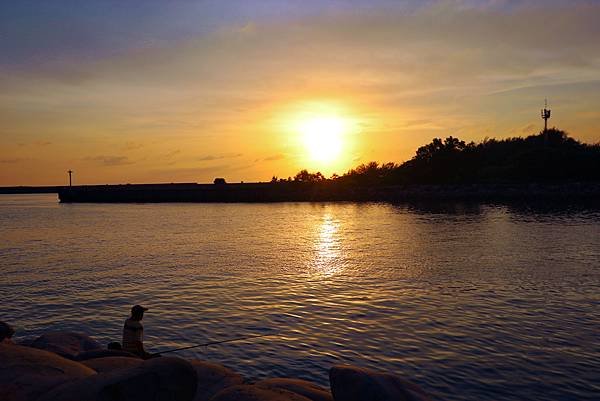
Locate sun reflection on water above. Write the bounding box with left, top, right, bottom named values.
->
left=311, top=213, right=343, bottom=277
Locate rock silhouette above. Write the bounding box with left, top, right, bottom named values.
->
left=255, top=378, right=333, bottom=401
left=0, top=344, right=96, bottom=401
left=329, top=365, right=431, bottom=401
left=210, top=384, right=312, bottom=401
left=189, top=359, right=244, bottom=401
left=30, top=331, right=103, bottom=359
left=1, top=329, right=434, bottom=401
left=81, top=356, right=144, bottom=374
left=37, top=357, right=197, bottom=401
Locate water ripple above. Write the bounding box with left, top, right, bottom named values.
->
left=1, top=195, right=599, bottom=401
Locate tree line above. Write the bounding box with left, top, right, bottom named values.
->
left=273, top=129, right=600, bottom=185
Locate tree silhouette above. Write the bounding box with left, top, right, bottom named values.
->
left=341, top=130, right=598, bottom=185
left=293, top=169, right=326, bottom=182
left=284, top=129, right=599, bottom=186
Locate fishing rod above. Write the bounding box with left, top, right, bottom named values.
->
left=156, top=333, right=277, bottom=355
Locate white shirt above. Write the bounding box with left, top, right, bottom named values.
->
left=122, top=317, right=143, bottom=354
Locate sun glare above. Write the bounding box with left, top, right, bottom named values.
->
left=299, top=116, right=347, bottom=163
left=277, top=100, right=360, bottom=173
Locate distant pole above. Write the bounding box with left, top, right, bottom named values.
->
left=541, top=99, right=551, bottom=143
left=68, top=170, right=73, bottom=187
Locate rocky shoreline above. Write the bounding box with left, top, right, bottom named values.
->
left=1, top=330, right=432, bottom=401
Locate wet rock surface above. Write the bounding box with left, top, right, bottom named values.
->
left=189, top=359, right=244, bottom=401
left=75, top=349, right=140, bottom=361
left=210, top=384, right=312, bottom=401
left=0, top=343, right=96, bottom=401
left=37, top=357, right=198, bottom=401
left=255, top=378, right=333, bottom=401
left=30, top=331, right=103, bottom=359
left=329, top=365, right=432, bottom=401
left=81, top=356, right=144, bottom=374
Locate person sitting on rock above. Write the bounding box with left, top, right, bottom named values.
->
left=0, top=321, right=15, bottom=344
left=122, top=305, right=152, bottom=358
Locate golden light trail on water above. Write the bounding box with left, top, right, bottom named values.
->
left=312, top=213, right=342, bottom=278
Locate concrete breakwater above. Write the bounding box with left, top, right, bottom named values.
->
left=1, top=330, right=432, bottom=401
left=57, top=181, right=600, bottom=203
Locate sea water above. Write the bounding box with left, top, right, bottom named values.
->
left=1, top=194, right=599, bottom=401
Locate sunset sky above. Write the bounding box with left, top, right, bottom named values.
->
left=1, top=0, right=599, bottom=186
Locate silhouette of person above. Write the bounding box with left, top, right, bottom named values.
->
left=0, top=321, right=15, bottom=344
left=122, top=305, right=152, bottom=358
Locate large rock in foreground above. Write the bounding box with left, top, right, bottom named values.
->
left=75, top=349, right=140, bottom=361
left=255, top=378, right=333, bottom=401
left=81, top=356, right=143, bottom=374
left=0, top=344, right=96, bottom=401
left=210, top=384, right=312, bottom=401
left=329, top=365, right=432, bottom=401
left=38, top=357, right=197, bottom=401
left=189, top=360, right=244, bottom=401
left=30, top=331, right=103, bottom=359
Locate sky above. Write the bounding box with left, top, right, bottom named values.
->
left=1, top=0, right=599, bottom=185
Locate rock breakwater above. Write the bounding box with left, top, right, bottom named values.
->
left=1, top=330, right=433, bottom=401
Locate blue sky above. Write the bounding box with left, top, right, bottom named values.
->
left=0, top=0, right=532, bottom=67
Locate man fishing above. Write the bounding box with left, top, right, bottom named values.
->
left=122, top=304, right=152, bottom=359
left=120, top=303, right=276, bottom=358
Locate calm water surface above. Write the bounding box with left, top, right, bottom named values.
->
left=1, top=194, right=599, bottom=401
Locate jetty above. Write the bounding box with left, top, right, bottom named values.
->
left=55, top=181, right=600, bottom=203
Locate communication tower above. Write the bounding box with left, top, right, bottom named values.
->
left=68, top=170, right=73, bottom=187
left=541, top=99, right=551, bottom=133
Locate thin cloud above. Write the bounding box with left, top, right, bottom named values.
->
left=122, top=141, right=143, bottom=151
left=163, top=149, right=181, bottom=159
left=263, top=154, right=284, bottom=161
left=85, top=155, right=133, bottom=166
left=197, top=153, right=243, bottom=161
left=0, top=158, right=24, bottom=164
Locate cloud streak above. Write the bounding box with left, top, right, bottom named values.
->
left=85, top=156, right=133, bottom=166
left=197, top=153, right=243, bottom=162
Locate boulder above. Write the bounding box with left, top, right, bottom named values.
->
left=16, top=337, right=35, bottom=347
left=0, top=343, right=96, bottom=401
left=30, top=331, right=103, bottom=359
left=81, top=357, right=143, bottom=374
left=37, top=356, right=197, bottom=401
left=255, top=378, right=333, bottom=401
left=210, top=384, right=312, bottom=401
left=329, top=365, right=432, bottom=401
left=189, top=360, right=244, bottom=401
left=75, top=349, right=140, bottom=361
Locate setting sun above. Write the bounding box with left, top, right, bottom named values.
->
left=299, top=116, right=346, bottom=163
left=278, top=100, right=360, bottom=174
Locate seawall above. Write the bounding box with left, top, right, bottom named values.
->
left=57, top=182, right=600, bottom=203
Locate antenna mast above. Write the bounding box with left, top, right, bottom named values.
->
left=68, top=170, right=73, bottom=187
left=541, top=99, right=551, bottom=144
left=541, top=99, right=551, bottom=133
